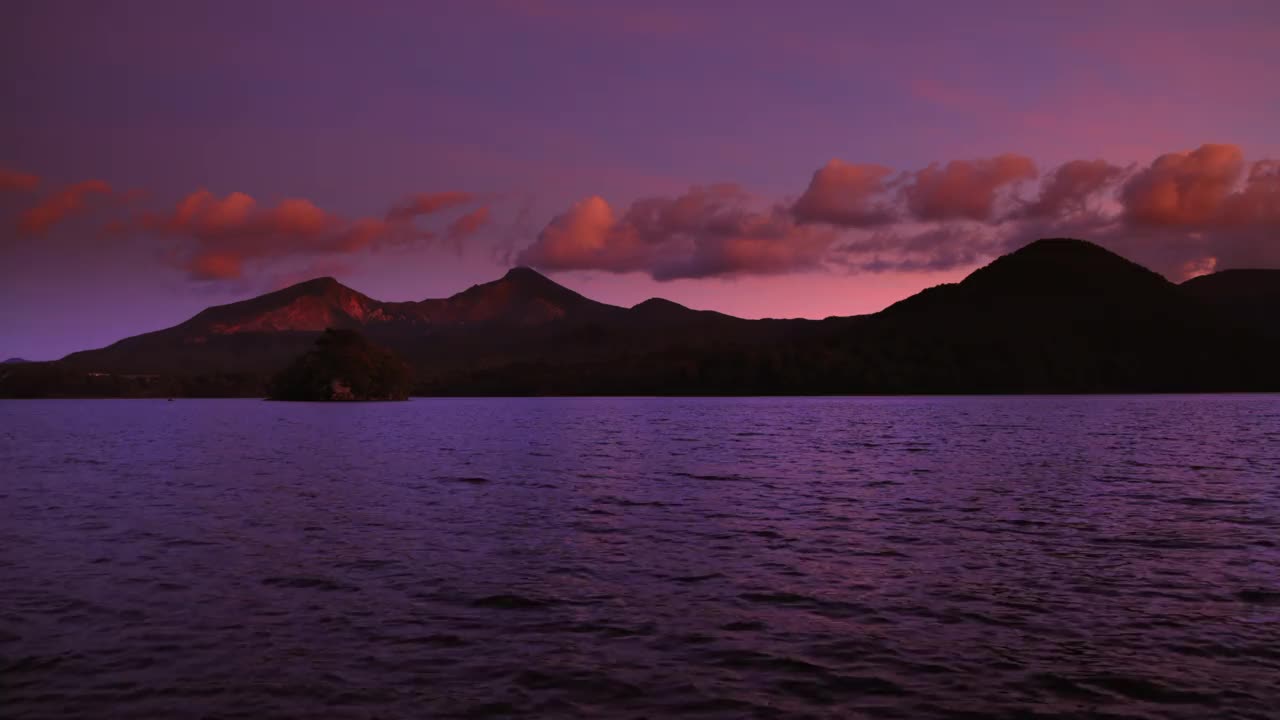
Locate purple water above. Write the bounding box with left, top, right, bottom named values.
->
left=2, top=396, right=1278, bottom=719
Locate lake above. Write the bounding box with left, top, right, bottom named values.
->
left=2, top=396, right=1278, bottom=719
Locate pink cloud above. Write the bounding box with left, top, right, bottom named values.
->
left=5, top=164, right=488, bottom=284
left=188, top=253, right=244, bottom=281
left=447, top=205, right=491, bottom=241
left=519, top=195, right=643, bottom=273
left=792, top=160, right=895, bottom=227
left=0, top=166, right=40, bottom=193
left=1121, top=144, right=1245, bottom=226
left=521, top=144, right=1280, bottom=282
left=1013, top=144, right=1279, bottom=277
left=901, top=154, right=1037, bottom=221
left=17, top=179, right=112, bottom=236
left=519, top=185, right=836, bottom=280
left=386, top=191, right=475, bottom=222
left=134, top=189, right=430, bottom=280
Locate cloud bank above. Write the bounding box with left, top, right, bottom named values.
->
left=18, top=179, right=112, bottom=236
left=4, top=143, right=1275, bottom=284
left=521, top=143, right=1280, bottom=281
left=132, top=189, right=488, bottom=280
left=5, top=180, right=489, bottom=281
left=517, top=185, right=836, bottom=280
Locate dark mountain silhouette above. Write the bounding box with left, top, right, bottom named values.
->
left=1181, top=269, right=1280, bottom=340
left=2, top=358, right=29, bottom=365
left=3, top=239, right=1277, bottom=397
left=881, top=238, right=1180, bottom=315
left=837, top=238, right=1245, bottom=392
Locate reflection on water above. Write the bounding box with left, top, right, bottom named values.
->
left=1, top=396, right=1278, bottom=719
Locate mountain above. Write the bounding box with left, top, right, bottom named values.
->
left=1181, top=269, right=1280, bottom=340
left=2, top=358, right=29, bottom=365
left=3, top=239, right=1277, bottom=397
left=826, top=238, right=1270, bottom=393
left=882, top=238, right=1180, bottom=314
left=54, top=267, right=624, bottom=376
left=423, top=266, right=618, bottom=326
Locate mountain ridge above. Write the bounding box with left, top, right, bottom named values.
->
left=1180, top=267, right=1280, bottom=339
left=7, top=239, right=1278, bottom=396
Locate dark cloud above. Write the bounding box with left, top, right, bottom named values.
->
left=1021, top=159, right=1125, bottom=218
left=834, top=225, right=1006, bottom=274
left=1221, top=159, right=1280, bottom=226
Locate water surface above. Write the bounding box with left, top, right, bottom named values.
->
left=2, top=396, right=1278, bottom=719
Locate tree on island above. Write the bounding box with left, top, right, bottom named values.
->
left=268, top=329, right=412, bottom=401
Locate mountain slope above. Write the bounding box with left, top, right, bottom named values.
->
left=842, top=239, right=1270, bottom=392
left=418, top=266, right=619, bottom=326
left=1181, top=269, right=1280, bottom=339
left=881, top=238, right=1182, bottom=315
left=57, top=277, right=388, bottom=375
left=178, top=277, right=396, bottom=334
left=57, top=267, right=632, bottom=375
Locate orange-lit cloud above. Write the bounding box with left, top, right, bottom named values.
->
left=1121, top=144, right=1245, bottom=226
left=133, top=189, right=431, bottom=280
left=188, top=253, right=244, bottom=281
left=9, top=144, right=1277, bottom=288
left=17, top=179, right=112, bottom=236
left=386, top=191, right=475, bottom=222
left=901, top=154, right=1037, bottom=222
left=2, top=166, right=491, bottom=281
left=519, top=185, right=835, bottom=280
left=524, top=144, right=1278, bottom=281
left=3, top=170, right=483, bottom=282
left=0, top=167, right=40, bottom=193
left=792, top=160, right=895, bottom=227
left=447, top=205, right=491, bottom=241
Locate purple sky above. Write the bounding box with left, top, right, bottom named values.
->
left=2, top=0, right=1278, bottom=359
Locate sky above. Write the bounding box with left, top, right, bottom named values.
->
left=2, top=0, right=1278, bottom=360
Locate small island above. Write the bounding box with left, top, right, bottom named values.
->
left=268, top=328, right=412, bottom=401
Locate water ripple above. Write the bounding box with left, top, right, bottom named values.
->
left=1, top=395, right=1278, bottom=718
